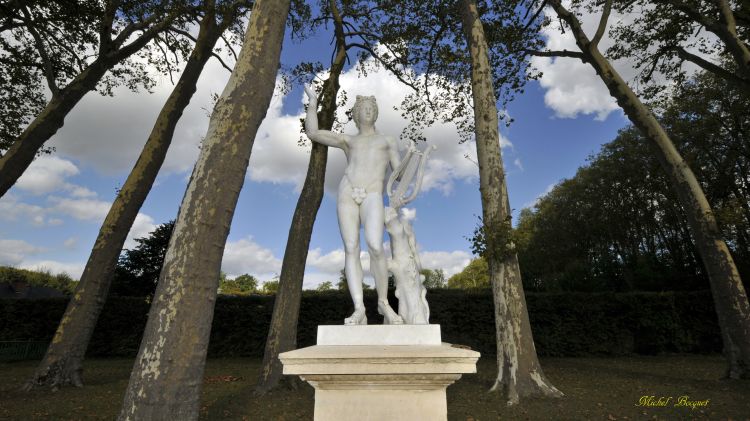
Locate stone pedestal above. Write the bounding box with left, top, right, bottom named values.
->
left=279, top=325, right=479, bottom=421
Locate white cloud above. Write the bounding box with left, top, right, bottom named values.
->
left=68, top=185, right=97, bottom=198
left=246, top=59, right=516, bottom=197
left=13, top=155, right=99, bottom=200
left=46, top=55, right=233, bottom=176
left=63, top=237, right=78, bottom=249
left=20, top=260, right=85, bottom=280
left=530, top=4, right=640, bottom=120
left=49, top=196, right=111, bottom=221
left=0, top=194, right=50, bottom=227
left=531, top=2, right=718, bottom=120
left=303, top=246, right=473, bottom=289
left=418, top=250, right=472, bottom=278
left=221, top=236, right=283, bottom=278
left=0, top=240, right=45, bottom=266
left=124, top=213, right=157, bottom=249
left=40, top=46, right=516, bottom=200
left=307, top=248, right=352, bottom=275
left=531, top=40, right=617, bottom=119
left=301, top=272, right=341, bottom=290
left=15, top=156, right=79, bottom=195
left=46, top=195, right=157, bottom=250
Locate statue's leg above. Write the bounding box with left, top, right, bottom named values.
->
left=362, top=193, right=403, bottom=324
left=338, top=192, right=366, bottom=325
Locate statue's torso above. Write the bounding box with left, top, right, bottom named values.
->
left=342, top=133, right=390, bottom=193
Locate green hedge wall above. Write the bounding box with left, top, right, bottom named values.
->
left=0, top=290, right=721, bottom=358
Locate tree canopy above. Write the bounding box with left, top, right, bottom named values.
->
left=110, top=220, right=174, bottom=298
left=515, top=70, right=749, bottom=292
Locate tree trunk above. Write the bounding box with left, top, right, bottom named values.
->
left=118, top=1, right=291, bottom=419
left=0, top=11, right=178, bottom=199
left=459, top=0, right=563, bottom=405
left=255, top=0, right=348, bottom=394
left=21, top=14, right=223, bottom=392
left=711, top=0, right=750, bottom=79
left=550, top=0, right=750, bottom=379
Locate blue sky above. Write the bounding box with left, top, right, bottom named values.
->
left=0, top=11, right=632, bottom=289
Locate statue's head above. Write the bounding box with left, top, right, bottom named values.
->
left=352, top=95, right=378, bottom=129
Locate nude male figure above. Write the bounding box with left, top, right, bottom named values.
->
left=304, top=86, right=403, bottom=325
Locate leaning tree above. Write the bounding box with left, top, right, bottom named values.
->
left=525, top=0, right=750, bottom=379
left=458, top=0, right=563, bottom=403
left=118, top=0, right=292, bottom=419
left=0, top=0, right=196, bottom=197
left=21, top=0, right=253, bottom=391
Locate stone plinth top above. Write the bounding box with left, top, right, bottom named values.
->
left=316, top=324, right=442, bottom=346
left=279, top=343, right=480, bottom=376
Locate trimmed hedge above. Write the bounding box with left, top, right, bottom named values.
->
left=0, top=290, right=720, bottom=358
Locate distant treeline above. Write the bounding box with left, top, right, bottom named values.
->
left=0, top=266, right=77, bottom=294
left=0, top=289, right=720, bottom=358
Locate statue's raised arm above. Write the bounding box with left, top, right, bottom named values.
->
left=304, top=85, right=348, bottom=152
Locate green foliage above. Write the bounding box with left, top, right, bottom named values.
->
left=447, top=258, right=489, bottom=289
left=110, top=220, right=174, bottom=298
left=0, top=290, right=721, bottom=358
left=602, top=0, right=750, bottom=101
left=470, top=214, right=517, bottom=263
left=219, top=274, right=259, bottom=296
left=513, top=71, right=750, bottom=292
left=316, top=281, right=334, bottom=291
left=260, top=279, right=280, bottom=294
left=0, top=1, right=208, bottom=153
left=0, top=266, right=77, bottom=294
left=420, top=268, right=447, bottom=289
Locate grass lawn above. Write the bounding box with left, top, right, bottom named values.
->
left=1, top=354, right=749, bottom=420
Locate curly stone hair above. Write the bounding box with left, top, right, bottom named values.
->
left=351, top=95, right=378, bottom=129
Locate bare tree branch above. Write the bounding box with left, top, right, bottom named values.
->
left=672, top=45, right=750, bottom=91
left=20, top=6, right=58, bottom=96
left=524, top=49, right=585, bottom=59
left=523, top=0, right=547, bottom=30
left=98, top=0, right=119, bottom=53
left=591, top=0, right=613, bottom=47
left=347, top=42, right=419, bottom=91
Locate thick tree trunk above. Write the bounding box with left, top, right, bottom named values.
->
left=21, top=15, right=223, bottom=392
left=550, top=0, right=750, bottom=379
left=0, top=11, right=178, bottom=199
left=255, top=1, right=347, bottom=394
left=460, top=0, right=563, bottom=405
left=254, top=142, right=328, bottom=394
left=118, top=1, right=291, bottom=419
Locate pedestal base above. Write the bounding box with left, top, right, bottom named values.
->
left=279, top=327, right=479, bottom=421
left=308, top=374, right=459, bottom=421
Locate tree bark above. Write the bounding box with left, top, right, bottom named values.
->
left=255, top=0, right=348, bottom=395
left=549, top=0, right=750, bottom=379
left=0, top=7, right=181, bottom=198
left=459, top=0, right=563, bottom=405
left=117, top=0, right=291, bottom=419
left=21, top=13, right=224, bottom=392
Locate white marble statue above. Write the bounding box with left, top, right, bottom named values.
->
left=386, top=144, right=435, bottom=324
left=304, top=87, right=404, bottom=325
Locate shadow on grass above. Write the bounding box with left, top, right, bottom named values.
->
left=1, top=355, right=748, bottom=420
